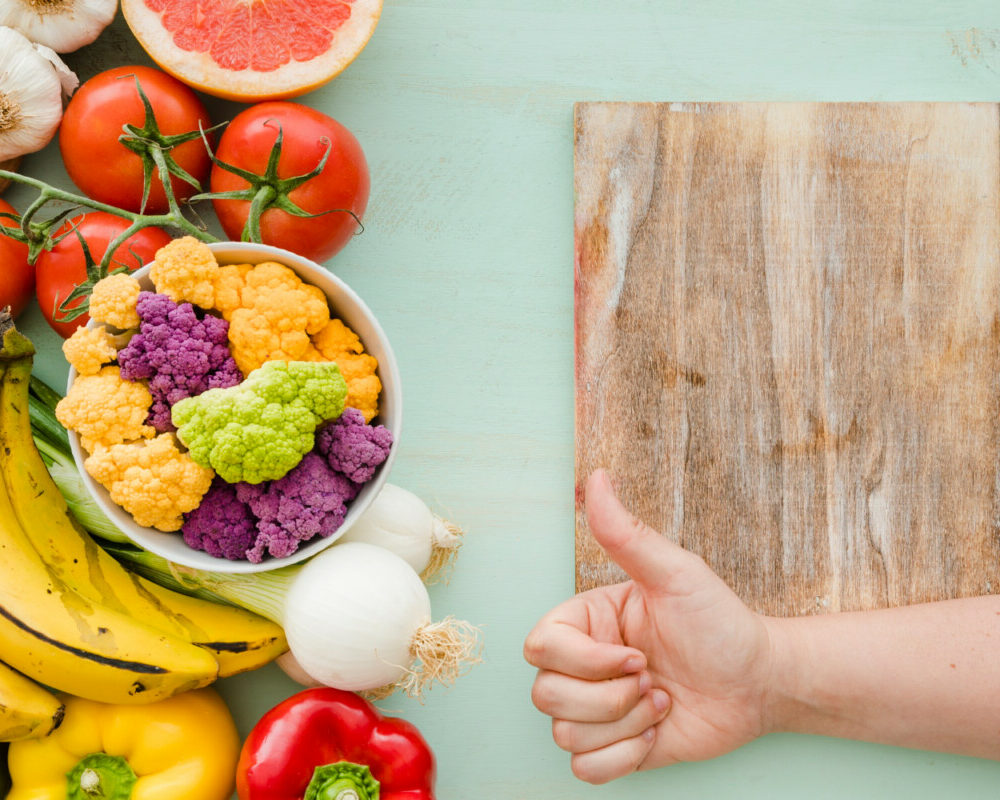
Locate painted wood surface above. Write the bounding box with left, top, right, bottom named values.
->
left=575, top=102, right=1000, bottom=615
left=11, top=4, right=1000, bottom=798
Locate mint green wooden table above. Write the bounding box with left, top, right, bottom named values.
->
left=10, top=3, right=1000, bottom=796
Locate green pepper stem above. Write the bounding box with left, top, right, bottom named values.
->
left=304, top=762, right=379, bottom=800
left=67, top=753, right=138, bottom=800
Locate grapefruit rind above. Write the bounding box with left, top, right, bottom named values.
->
left=121, top=0, right=382, bottom=101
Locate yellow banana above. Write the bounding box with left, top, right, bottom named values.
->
left=0, top=661, right=63, bottom=741
left=0, top=357, right=286, bottom=677
left=0, top=324, right=218, bottom=704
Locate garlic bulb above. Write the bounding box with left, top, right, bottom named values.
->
left=0, top=0, right=117, bottom=53
left=0, top=26, right=74, bottom=161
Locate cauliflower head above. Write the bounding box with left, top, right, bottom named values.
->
left=84, top=434, right=214, bottom=532
left=89, top=273, right=142, bottom=330
left=149, top=237, right=219, bottom=309
left=171, top=360, right=347, bottom=484
left=62, top=326, right=117, bottom=376
left=316, top=407, right=393, bottom=484
left=312, top=318, right=382, bottom=422
left=182, top=477, right=257, bottom=560
left=118, top=292, right=242, bottom=432
left=211, top=261, right=330, bottom=375
left=56, top=366, right=155, bottom=453
left=236, top=453, right=358, bottom=563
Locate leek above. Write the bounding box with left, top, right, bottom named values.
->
left=104, top=542, right=297, bottom=624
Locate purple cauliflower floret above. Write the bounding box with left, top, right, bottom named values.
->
left=235, top=453, right=360, bottom=563
left=118, top=292, right=242, bottom=432
left=315, top=407, right=393, bottom=483
left=182, top=477, right=257, bottom=560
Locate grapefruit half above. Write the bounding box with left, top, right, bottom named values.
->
left=121, top=0, right=382, bottom=101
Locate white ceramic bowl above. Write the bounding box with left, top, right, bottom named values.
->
left=67, top=241, right=402, bottom=573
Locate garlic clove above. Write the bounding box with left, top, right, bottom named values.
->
left=0, top=26, right=73, bottom=161
left=0, top=0, right=118, bottom=53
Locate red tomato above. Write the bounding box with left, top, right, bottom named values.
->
left=35, top=213, right=172, bottom=338
left=59, top=66, right=212, bottom=213
left=0, top=199, right=32, bottom=319
left=210, top=102, right=369, bottom=263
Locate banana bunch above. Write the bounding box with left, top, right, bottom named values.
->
left=0, top=313, right=288, bottom=740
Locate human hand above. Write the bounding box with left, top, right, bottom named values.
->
left=523, top=469, right=776, bottom=784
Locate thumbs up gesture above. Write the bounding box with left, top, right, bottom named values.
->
left=524, top=470, right=775, bottom=784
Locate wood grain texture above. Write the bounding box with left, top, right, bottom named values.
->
left=575, top=102, right=1000, bottom=615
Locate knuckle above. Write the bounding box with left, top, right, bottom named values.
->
left=571, top=755, right=609, bottom=785
left=522, top=629, right=546, bottom=665
left=551, top=719, right=576, bottom=751
left=530, top=676, right=555, bottom=713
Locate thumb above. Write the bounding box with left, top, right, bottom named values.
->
left=585, top=469, right=702, bottom=593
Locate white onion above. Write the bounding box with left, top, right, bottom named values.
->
left=336, top=483, right=464, bottom=580
left=283, top=542, right=433, bottom=690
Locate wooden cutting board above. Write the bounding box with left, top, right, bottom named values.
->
left=574, top=102, right=1000, bottom=616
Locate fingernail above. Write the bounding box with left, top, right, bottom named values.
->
left=642, top=726, right=656, bottom=742
left=651, top=689, right=670, bottom=713
left=623, top=656, right=644, bottom=673
left=638, top=671, right=651, bottom=694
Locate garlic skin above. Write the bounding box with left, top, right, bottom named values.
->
left=33, top=40, right=79, bottom=97
left=0, top=26, right=69, bottom=161
left=0, top=0, right=117, bottom=53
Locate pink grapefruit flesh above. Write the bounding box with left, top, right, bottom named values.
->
left=122, top=0, right=382, bottom=101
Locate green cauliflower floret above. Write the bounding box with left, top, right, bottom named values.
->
left=171, top=360, right=347, bottom=484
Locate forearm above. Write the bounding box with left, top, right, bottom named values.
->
left=764, top=595, right=1000, bottom=759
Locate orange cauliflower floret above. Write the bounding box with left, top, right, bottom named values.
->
left=149, top=236, right=219, bottom=309
left=84, top=434, right=214, bottom=532
left=312, top=318, right=382, bottom=422
left=55, top=366, right=155, bottom=453
left=62, top=326, right=117, bottom=376
left=212, top=262, right=254, bottom=318
left=212, top=261, right=330, bottom=375
left=88, top=273, right=141, bottom=329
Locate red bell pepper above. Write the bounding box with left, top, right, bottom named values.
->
left=236, top=687, right=436, bottom=800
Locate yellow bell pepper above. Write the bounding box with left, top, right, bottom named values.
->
left=7, top=688, right=239, bottom=800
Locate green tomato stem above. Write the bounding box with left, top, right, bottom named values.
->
left=148, top=141, right=182, bottom=216
left=0, top=169, right=218, bottom=271
left=0, top=171, right=140, bottom=222
left=244, top=184, right=277, bottom=243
